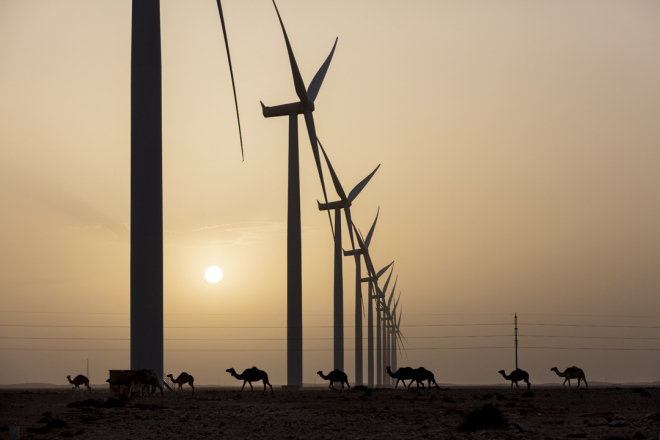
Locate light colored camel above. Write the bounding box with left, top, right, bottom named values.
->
left=551, top=367, right=588, bottom=392
left=317, top=370, right=351, bottom=393
left=67, top=375, right=91, bottom=397
left=498, top=369, right=531, bottom=393
left=226, top=367, right=274, bottom=395
left=107, top=370, right=163, bottom=398
left=167, top=372, right=195, bottom=396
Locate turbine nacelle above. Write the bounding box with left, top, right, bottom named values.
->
left=317, top=199, right=351, bottom=211
left=261, top=101, right=315, bottom=118
left=343, top=248, right=366, bottom=256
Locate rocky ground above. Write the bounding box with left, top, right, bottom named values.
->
left=0, top=385, right=658, bottom=439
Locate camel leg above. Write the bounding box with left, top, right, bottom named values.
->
left=190, top=381, right=195, bottom=397
left=268, top=383, right=274, bottom=395
left=346, top=381, right=351, bottom=394
left=574, top=378, right=581, bottom=392
left=525, top=379, right=531, bottom=393
left=583, top=376, right=588, bottom=392
left=249, top=382, right=254, bottom=393
left=262, top=382, right=267, bottom=395
left=338, top=383, right=344, bottom=394
left=567, top=379, right=571, bottom=391
left=241, top=381, right=247, bottom=392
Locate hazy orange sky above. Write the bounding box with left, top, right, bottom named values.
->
left=1, top=0, right=659, bottom=386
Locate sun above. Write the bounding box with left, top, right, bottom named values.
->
left=204, top=266, right=223, bottom=283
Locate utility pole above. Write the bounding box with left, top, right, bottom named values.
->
left=514, top=313, right=518, bottom=369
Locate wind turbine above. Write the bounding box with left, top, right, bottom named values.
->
left=382, top=276, right=397, bottom=384
left=317, top=142, right=380, bottom=375
left=260, top=0, right=337, bottom=388
left=390, top=294, right=403, bottom=376
left=353, top=223, right=393, bottom=386
left=370, top=264, right=394, bottom=385
left=343, top=208, right=380, bottom=386
left=131, top=0, right=242, bottom=382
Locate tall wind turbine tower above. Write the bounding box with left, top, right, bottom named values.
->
left=130, top=0, right=242, bottom=381
left=260, top=1, right=337, bottom=388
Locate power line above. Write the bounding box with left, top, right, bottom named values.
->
left=3, top=322, right=660, bottom=329
left=0, top=346, right=658, bottom=352
left=2, top=334, right=660, bottom=341
left=0, top=323, right=512, bottom=329
left=2, top=310, right=659, bottom=318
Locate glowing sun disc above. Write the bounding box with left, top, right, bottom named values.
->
left=205, top=266, right=223, bottom=283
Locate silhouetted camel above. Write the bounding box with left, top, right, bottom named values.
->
left=107, top=370, right=163, bottom=397
left=386, top=366, right=416, bottom=390
left=317, top=370, right=351, bottom=393
left=67, top=375, right=91, bottom=397
left=498, top=369, right=531, bottom=392
left=551, top=367, right=588, bottom=392
left=226, top=367, right=273, bottom=395
left=412, top=367, right=440, bottom=393
left=167, top=372, right=195, bottom=396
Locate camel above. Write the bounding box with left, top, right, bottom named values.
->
left=67, top=375, right=91, bottom=397
left=226, top=367, right=273, bottom=395
left=107, top=370, right=163, bottom=398
left=386, top=366, right=417, bottom=390
left=411, top=367, right=440, bottom=393
left=317, top=370, right=351, bottom=393
left=167, top=372, right=195, bottom=396
left=551, top=367, right=588, bottom=392
left=498, top=369, right=531, bottom=393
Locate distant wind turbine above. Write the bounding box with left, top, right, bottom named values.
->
left=343, top=208, right=380, bottom=386
left=383, top=275, right=398, bottom=384
left=317, top=143, right=379, bottom=376
left=130, top=0, right=243, bottom=382
left=353, top=223, right=393, bottom=386
left=260, top=0, right=337, bottom=388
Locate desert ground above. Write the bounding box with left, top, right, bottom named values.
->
left=1, top=385, right=658, bottom=440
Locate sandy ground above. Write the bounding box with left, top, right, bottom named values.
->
left=1, top=385, right=658, bottom=439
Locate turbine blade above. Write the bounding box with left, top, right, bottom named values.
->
left=216, top=0, right=244, bottom=160
left=376, top=261, right=394, bottom=279
left=365, top=207, right=379, bottom=249
left=387, top=276, right=398, bottom=308
left=272, top=1, right=309, bottom=105
left=344, top=206, right=356, bottom=252
left=304, top=113, right=332, bottom=225
left=347, top=164, right=380, bottom=202
left=382, top=267, right=394, bottom=296
left=318, top=139, right=348, bottom=202
left=393, top=292, right=400, bottom=314
left=307, top=38, right=338, bottom=103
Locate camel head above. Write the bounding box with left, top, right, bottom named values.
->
left=550, top=367, right=558, bottom=372
left=166, top=374, right=174, bottom=379
left=226, top=368, right=236, bottom=375
left=386, top=366, right=391, bottom=372
left=317, top=371, right=324, bottom=377
left=67, top=375, right=71, bottom=379
left=498, top=370, right=506, bottom=375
